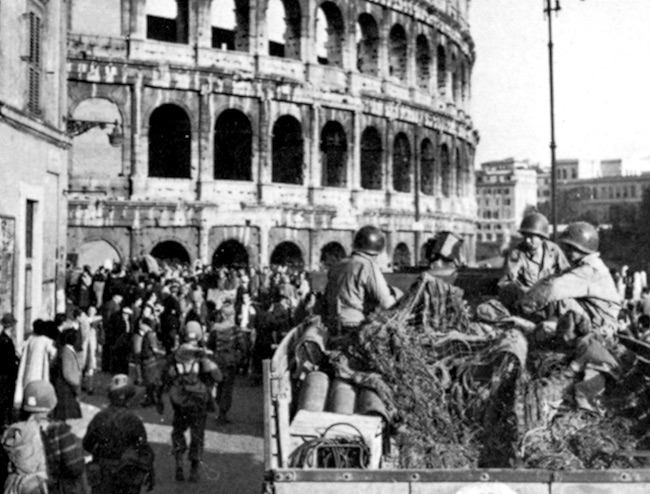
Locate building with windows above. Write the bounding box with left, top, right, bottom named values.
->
left=476, top=158, right=537, bottom=242
left=0, top=0, right=69, bottom=341
left=66, top=0, right=478, bottom=271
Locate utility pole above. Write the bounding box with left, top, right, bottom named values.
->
left=544, top=0, right=560, bottom=239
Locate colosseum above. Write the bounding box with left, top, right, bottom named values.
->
left=66, top=0, right=478, bottom=271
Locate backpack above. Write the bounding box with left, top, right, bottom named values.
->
left=168, top=359, right=208, bottom=407
left=1, top=419, right=47, bottom=494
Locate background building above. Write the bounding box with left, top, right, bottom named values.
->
left=475, top=158, right=537, bottom=242
left=66, top=0, right=479, bottom=272
left=0, top=0, right=69, bottom=341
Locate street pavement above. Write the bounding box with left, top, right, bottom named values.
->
left=70, top=373, right=265, bottom=494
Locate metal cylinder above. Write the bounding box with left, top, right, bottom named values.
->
left=355, top=387, right=388, bottom=421
left=326, top=378, right=357, bottom=414
left=296, top=371, right=329, bottom=412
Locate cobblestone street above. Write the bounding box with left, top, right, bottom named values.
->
left=71, top=374, right=265, bottom=494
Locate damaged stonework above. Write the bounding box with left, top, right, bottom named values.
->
left=66, top=0, right=478, bottom=271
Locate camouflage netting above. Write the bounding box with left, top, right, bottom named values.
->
left=342, top=272, right=650, bottom=469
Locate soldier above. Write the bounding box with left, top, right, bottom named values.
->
left=521, top=221, right=621, bottom=412
left=160, top=321, right=221, bottom=482
left=498, top=212, right=569, bottom=312
left=83, top=374, right=155, bottom=494
left=323, top=225, right=398, bottom=339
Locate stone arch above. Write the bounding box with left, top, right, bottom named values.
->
left=146, top=0, right=189, bottom=44
left=148, top=103, right=191, bottom=179
left=77, top=239, right=121, bottom=271
left=272, top=115, right=304, bottom=184
left=211, top=0, right=250, bottom=51
left=320, top=241, right=346, bottom=270
left=420, top=138, right=435, bottom=196
left=214, top=108, right=252, bottom=181
left=320, top=120, right=347, bottom=187
left=416, top=34, right=431, bottom=90
left=392, top=132, right=411, bottom=193
left=389, top=24, right=407, bottom=81
left=212, top=239, right=249, bottom=268
left=70, top=98, right=123, bottom=178
left=151, top=240, right=191, bottom=264
left=270, top=241, right=304, bottom=269
left=316, top=1, right=345, bottom=67
left=437, top=43, right=446, bottom=93
left=440, top=143, right=451, bottom=197
left=393, top=242, right=411, bottom=270
left=356, top=13, right=379, bottom=75
left=360, top=126, right=383, bottom=190
left=267, top=0, right=301, bottom=59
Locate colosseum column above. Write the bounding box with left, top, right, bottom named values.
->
left=196, top=0, right=212, bottom=50
left=308, top=104, right=322, bottom=197
left=258, top=94, right=272, bottom=187
left=197, top=83, right=213, bottom=200
left=377, top=15, right=390, bottom=80
left=258, top=221, right=271, bottom=267
left=253, top=0, right=268, bottom=57
left=405, top=23, right=416, bottom=89
left=198, top=218, right=210, bottom=265
left=129, top=0, right=146, bottom=40
left=350, top=110, right=361, bottom=190
left=130, top=72, right=146, bottom=195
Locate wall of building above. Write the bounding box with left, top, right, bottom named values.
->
left=66, top=0, right=478, bottom=271
left=0, top=0, right=69, bottom=342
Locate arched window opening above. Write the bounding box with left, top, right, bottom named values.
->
left=316, top=3, right=344, bottom=67
left=420, top=138, right=435, bottom=196
left=360, top=127, right=383, bottom=190
left=211, top=0, right=249, bottom=51
left=451, top=50, right=460, bottom=101
left=149, top=104, right=191, bottom=179
left=214, top=109, right=252, bottom=181
left=146, top=0, right=189, bottom=44
left=393, top=243, right=411, bottom=271
left=212, top=239, right=249, bottom=269
left=356, top=14, right=379, bottom=75
left=460, top=59, right=468, bottom=102
left=392, top=133, right=411, bottom=193
left=267, top=0, right=301, bottom=59
left=151, top=241, right=190, bottom=264
left=440, top=143, right=451, bottom=197
left=272, top=115, right=304, bottom=184
left=321, top=121, right=347, bottom=187
left=416, top=35, right=431, bottom=90
left=389, top=25, right=407, bottom=81
left=320, top=242, right=346, bottom=271
left=437, top=44, right=446, bottom=93
left=270, top=242, right=303, bottom=269
left=70, top=98, right=123, bottom=179
left=77, top=240, right=121, bottom=271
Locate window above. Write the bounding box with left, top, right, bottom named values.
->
left=27, top=11, right=42, bottom=115
left=25, top=200, right=36, bottom=259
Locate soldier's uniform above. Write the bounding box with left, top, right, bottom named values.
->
left=161, top=323, right=221, bottom=482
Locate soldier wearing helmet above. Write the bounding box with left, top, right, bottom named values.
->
left=323, top=225, right=398, bottom=336
left=520, top=221, right=621, bottom=413
left=498, top=212, right=569, bottom=312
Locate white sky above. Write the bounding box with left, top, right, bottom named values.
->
left=470, top=0, right=650, bottom=167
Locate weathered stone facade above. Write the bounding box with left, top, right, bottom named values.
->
left=66, top=0, right=478, bottom=271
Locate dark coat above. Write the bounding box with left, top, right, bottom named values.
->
left=52, top=345, right=82, bottom=421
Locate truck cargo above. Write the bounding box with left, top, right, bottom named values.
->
left=262, top=270, right=650, bottom=494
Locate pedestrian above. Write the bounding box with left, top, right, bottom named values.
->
left=0, top=314, right=18, bottom=429
left=207, top=303, right=243, bottom=424
left=160, top=322, right=221, bottom=482
left=101, top=289, right=123, bottom=372
left=83, top=374, right=155, bottom=494
left=79, top=306, right=100, bottom=394
left=2, top=380, right=87, bottom=493
left=51, top=328, right=82, bottom=422
left=132, top=317, right=164, bottom=408
left=13, top=320, right=57, bottom=412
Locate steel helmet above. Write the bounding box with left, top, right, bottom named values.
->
left=353, top=225, right=386, bottom=255
left=559, top=221, right=599, bottom=254
left=108, top=373, right=136, bottom=403
left=23, top=380, right=57, bottom=413
left=519, top=213, right=549, bottom=239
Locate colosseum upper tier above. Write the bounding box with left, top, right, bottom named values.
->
left=66, top=0, right=478, bottom=271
